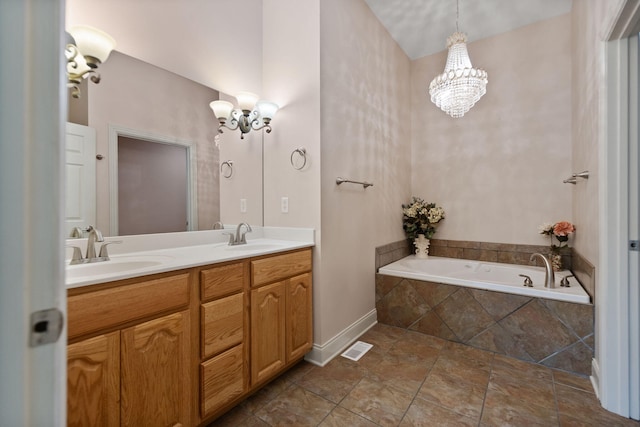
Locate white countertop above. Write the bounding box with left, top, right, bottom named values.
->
left=65, top=227, right=315, bottom=289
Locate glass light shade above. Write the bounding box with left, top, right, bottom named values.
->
left=429, top=32, right=487, bottom=118
left=68, top=25, right=116, bottom=64
left=67, top=48, right=92, bottom=76
left=256, top=101, right=279, bottom=120
left=209, top=100, right=234, bottom=120
left=235, top=91, right=259, bottom=112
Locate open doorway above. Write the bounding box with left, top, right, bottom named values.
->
left=108, top=125, right=198, bottom=235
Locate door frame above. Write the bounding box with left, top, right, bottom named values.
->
left=598, top=0, right=640, bottom=419
left=108, top=124, right=198, bottom=235
left=0, top=0, right=66, bottom=425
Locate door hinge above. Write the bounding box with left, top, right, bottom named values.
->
left=29, top=308, right=64, bottom=347
left=630, top=240, right=639, bottom=251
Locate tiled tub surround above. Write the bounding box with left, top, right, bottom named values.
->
left=375, top=238, right=595, bottom=301
left=375, top=271, right=594, bottom=376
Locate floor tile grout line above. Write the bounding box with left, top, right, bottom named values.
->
left=474, top=353, right=496, bottom=426
left=397, top=353, right=438, bottom=426
left=551, top=373, right=562, bottom=426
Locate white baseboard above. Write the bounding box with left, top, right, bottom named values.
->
left=304, top=309, right=377, bottom=367
left=591, top=357, right=601, bottom=400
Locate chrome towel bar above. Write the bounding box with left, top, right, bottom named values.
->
left=336, top=177, right=373, bottom=189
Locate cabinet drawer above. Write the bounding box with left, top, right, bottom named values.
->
left=201, top=262, right=246, bottom=301
left=67, top=273, right=190, bottom=340
left=251, top=249, right=312, bottom=287
left=201, top=293, right=244, bottom=359
left=201, top=344, right=245, bottom=418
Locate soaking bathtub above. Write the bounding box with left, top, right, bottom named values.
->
left=378, top=255, right=590, bottom=305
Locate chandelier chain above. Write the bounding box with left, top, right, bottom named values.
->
left=456, top=0, right=459, bottom=33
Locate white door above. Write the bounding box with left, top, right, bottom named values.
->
left=0, top=0, right=66, bottom=426
left=65, top=122, right=96, bottom=237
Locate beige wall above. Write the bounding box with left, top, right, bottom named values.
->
left=86, top=51, right=221, bottom=235
left=571, top=0, right=625, bottom=267
left=411, top=14, right=573, bottom=246
left=317, top=0, right=412, bottom=344
left=262, top=0, right=411, bottom=346
left=262, top=0, right=322, bottom=230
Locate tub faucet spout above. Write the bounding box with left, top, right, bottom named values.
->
left=530, top=253, right=555, bottom=288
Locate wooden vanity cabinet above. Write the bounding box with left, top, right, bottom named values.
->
left=250, top=249, right=313, bottom=386
left=199, top=261, right=249, bottom=419
left=66, top=271, right=193, bottom=427
left=67, top=247, right=313, bottom=427
left=67, top=332, right=120, bottom=427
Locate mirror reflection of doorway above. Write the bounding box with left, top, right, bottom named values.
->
left=117, top=136, right=189, bottom=235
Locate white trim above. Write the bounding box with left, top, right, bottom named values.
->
left=108, top=125, right=198, bottom=234
left=304, top=309, right=377, bottom=367
left=599, top=35, right=631, bottom=418
left=591, top=357, right=601, bottom=400
left=627, top=32, right=640, bottom=421
left=0, top=0, right=66, bottom=425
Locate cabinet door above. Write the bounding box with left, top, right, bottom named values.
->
left=121, top=310, right=191, bottom=427
left=67, top=332, right=120, bottom=427
left=200, top=344, right=245, bottom=417
left=250, top=281, right=286, bottom=386
left=286, top=273, right=313, bottom=362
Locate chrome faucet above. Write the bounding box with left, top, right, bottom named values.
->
left=530, top=253, right=555, bottom=288
left=212, top=221, right=224, bottom=230
left=224, top=223, right=252, bottom=245
left=235, top=222, right=252, bottom=245
left=86, top=226, right=104, bottom=259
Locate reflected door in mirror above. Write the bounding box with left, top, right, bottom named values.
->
left=65, top=122, right=96, bottom=237
left=118, top=136, right=188, bottom=235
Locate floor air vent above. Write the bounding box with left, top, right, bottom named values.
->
left=340, top=341, right=373, bottom=361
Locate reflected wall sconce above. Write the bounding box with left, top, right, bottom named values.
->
left=210, top=92, right=278, bottom=140
left=65, top=25, right=116, bottom=99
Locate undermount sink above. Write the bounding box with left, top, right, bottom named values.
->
left=66, top=255, right=174, bottom=280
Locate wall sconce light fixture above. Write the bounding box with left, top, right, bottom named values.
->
left=66, top=25, right=116, bottom=99
left=210, top=92, right=278, bottom=139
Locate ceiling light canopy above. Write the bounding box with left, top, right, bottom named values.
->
left=428, top=1, right=487, bottom=118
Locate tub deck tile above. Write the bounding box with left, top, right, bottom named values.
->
left=499, top=300, right=577, bottom=362
left=433, top=289, right=496, bottom=342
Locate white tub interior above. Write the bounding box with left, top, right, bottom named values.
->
left=378, top=255, right=590, bottom=305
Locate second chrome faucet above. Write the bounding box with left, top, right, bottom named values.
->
left=223, top=222, right=252, bottom=246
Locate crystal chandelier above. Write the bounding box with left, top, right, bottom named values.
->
left=429, top=0, right=488, bottom=118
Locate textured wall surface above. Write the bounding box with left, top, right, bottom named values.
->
left=376, top=274, right=594, bottom=375
left=316, top=0, right=413, bottom=344
left=411, top=14, right=573, bottom=246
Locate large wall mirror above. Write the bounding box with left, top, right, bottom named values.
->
left=65, top=0, right=264, bottom=238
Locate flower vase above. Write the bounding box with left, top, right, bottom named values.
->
left=414, top=234, right=430, bottom=259
left=549, top=252, right=562, bottom=272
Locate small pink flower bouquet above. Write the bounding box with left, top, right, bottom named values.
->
left=538, top=221, right=576, bottom=252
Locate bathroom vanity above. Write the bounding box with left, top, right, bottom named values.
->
left=65, top=229, right=314, bottom=426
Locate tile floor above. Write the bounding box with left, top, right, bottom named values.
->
left=209, top=323, right=639, bottom=426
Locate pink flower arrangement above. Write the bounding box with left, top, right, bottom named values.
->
left=538, top=221, right=576, bottom=252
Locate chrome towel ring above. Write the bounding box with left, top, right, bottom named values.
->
left=290, top=147, right=307, bottom=170
left=220, top=160, right=233, bottom=178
